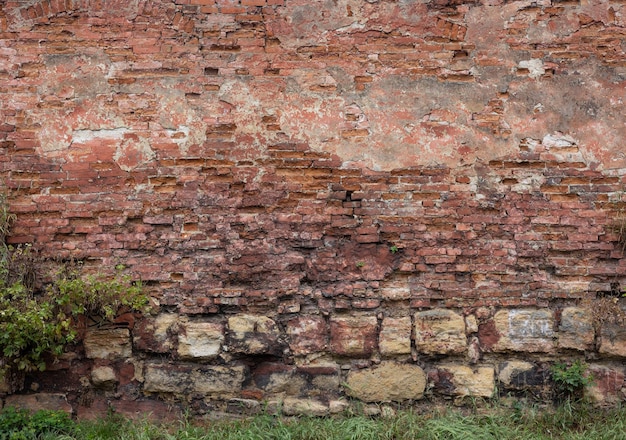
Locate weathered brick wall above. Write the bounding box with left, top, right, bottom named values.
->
left=1, top=0, right=626, bottom=417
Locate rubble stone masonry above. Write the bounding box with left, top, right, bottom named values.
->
left=2, top=0, right=626, bottom=417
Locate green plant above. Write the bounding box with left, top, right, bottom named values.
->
left=356, top=261, right=365, bottom=268
left=0, top=196, right=148, bottom=379
left=0, top=194, right=15, bottom=254
left=390, top=245, right=399, bottom=254
left=52, top=264, right=148, bottom=322
left=550, top=360, right=593, bottom=401
left=0, top=262, right=148, bottom=375
left=0, top=407, right=74, bottom=440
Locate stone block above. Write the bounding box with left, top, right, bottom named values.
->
left=91, top=366, right=117, bottom=388
left=498, top=360, right=548, bottom=390
left=281, top=398, right=329, bottom=416
left=599, top=323, right=626, bottom=357
left=345, top=361, right=426, bottom=402
left=558, top=307, right=594, bottom=351
left=133, top=313, right=178, bottom=353
left=177, top=320, right=224, bottom=360
left=434, top=364, right=495, bottom=398
left=190, top=365, right=245, bottom=396
left=144, top=362, right=245, bottom=397
left=329, top=399, right=350, bottom=414
left=5, top=393, right=72, bottom=414
left=84, top=328, right=132, bottom=359
left=330, top=314, right=378, bottom=357
left=286, top=315, right=327, bottom=355
left=414, top=309, right=466, bottom=355
left=298, top=364, right=341, bottom=395
left=252, top=363, right=304, bottom=395
left=491, top=309, right=555, bottom=353
left=586, top=364, right=625, bottom=405
left=143, top=363, right=190, bottom=394
left=227, top=315, right=282, bottom=355
left=379, top=316, right=412, bottom=356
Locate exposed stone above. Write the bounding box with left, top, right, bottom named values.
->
left=5, top=393, right=72, bottom=414
left=177, top=320, right=224, bottom=360
left=491, top=309, right=555, bottom=353
left=585, top=364, right=625, bottom=406
left=133, top=313, right=178, bottom=353
left=381, top=275, right=411, bottom=300
left=435, top=365, right=495, bottom=398
left=286, top=315, right=327, bottom=355
left=281, top=398, right=329, bottom=416
left=91, top=366, right=117, bottom=388
left=414, top=309, right=467, bottom=355
left=226, top=398, right=262, bottom=415
left=297, top=364, right=341, bottom=396
left=143, top=363, right=190, bottom=394
left=364, top=405, right=382, bottom=416
left=190, top=365, right=245, bottom=396
left=330, top=314, right=378, bottom=357
left=252, top=363, right=304, bottom=396
left=227, top=315, right=281, bottom=355
left=310, top=372, right=341, bottom=394
left=329, top=399, right=350, bottom=414
left=558, top=307, right=594, bottom=351
left=498, top=360, right=548, bottom=390
left=465, top=315, right=479, bottom=334
left=467, top=336, right=481, bottom=364
left=84, top=328, right=132, bottom=359
left=143, top=363, right=245, bottom=396
left=380, top=405, right=396, bottom=419
left=345, top=361, right=427, bottom=402
left=379, top=316, right=412, bottom=356
left=599, top=323, right=626, bottom=358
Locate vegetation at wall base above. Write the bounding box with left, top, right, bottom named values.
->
left=550, top=360, right=594, bottom=402
left=0, top=406, right=75, bottom=440
left=0, top=193, right=148, bottom=384
left=3, top=402, right=626, bottom=440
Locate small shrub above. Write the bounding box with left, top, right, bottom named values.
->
left=0, top=260, right=148, bottom=374
left=0, top=193, right=148, bottom=379
left=550, top=360, right=593, bottom=401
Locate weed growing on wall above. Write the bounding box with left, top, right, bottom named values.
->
left=550, top=360, right=593, bottom=402
left=0, top=193, right=148, bottom=386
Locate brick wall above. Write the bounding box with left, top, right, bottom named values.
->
left=1, top=0, right=626, bottom=417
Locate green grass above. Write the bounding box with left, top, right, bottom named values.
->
left=4, top=401, right=626, bottom=440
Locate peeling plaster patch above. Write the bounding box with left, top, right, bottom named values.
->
left=165, top=126, right=190, bottom=147
left=72, top=128, right=130, bottom=143
left=336, top=22, right=366, bottom=33
left=542, top=132, right=576, bottom=148
left=114, top=137, right=156, bottom=172
left=518, top=59, right=545, bottom=79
